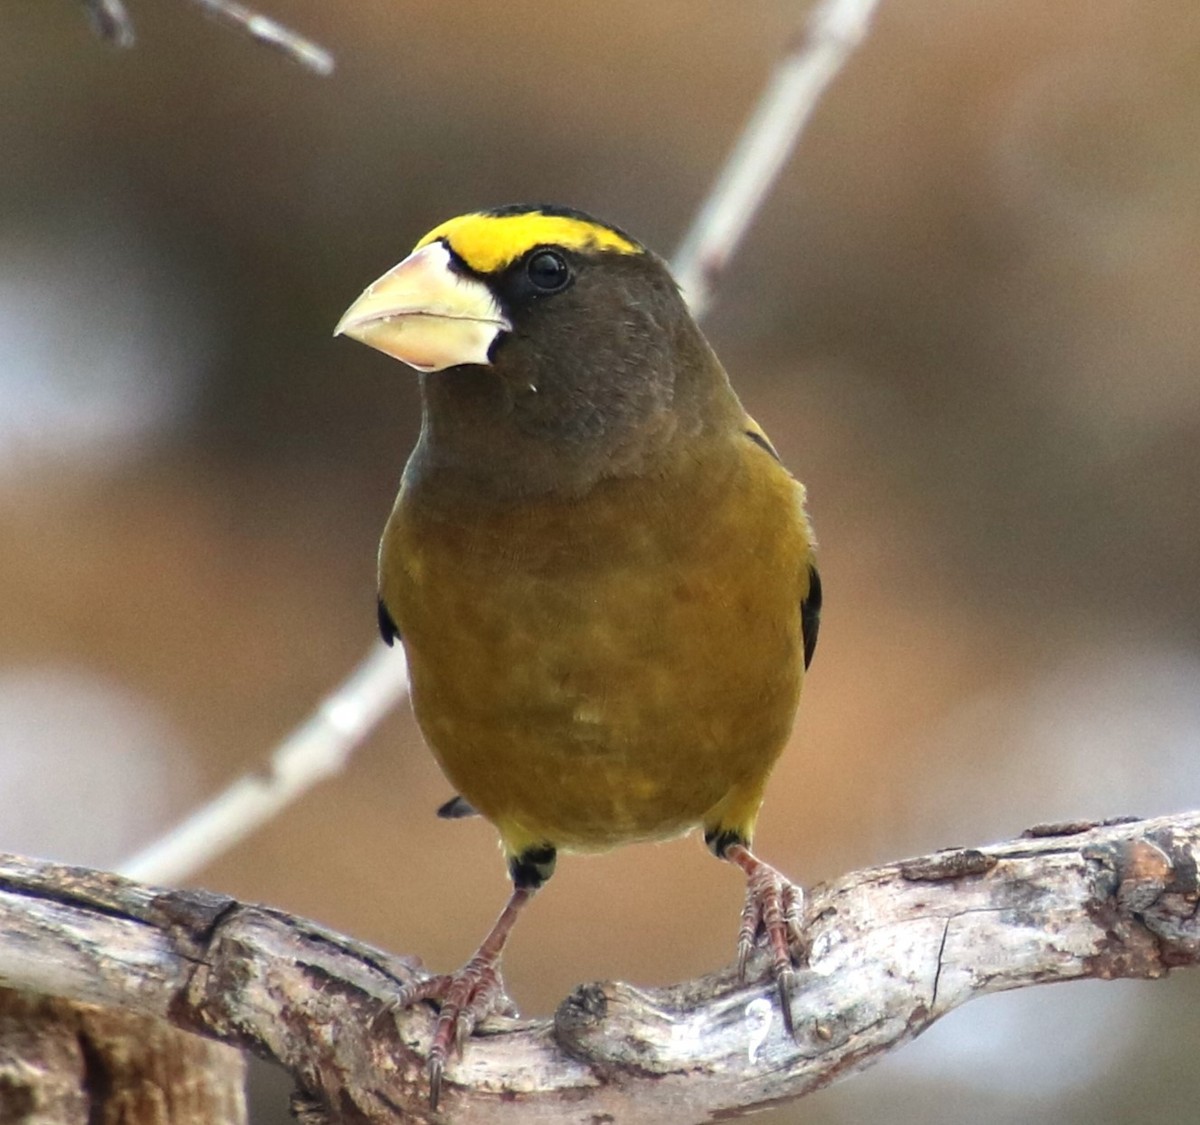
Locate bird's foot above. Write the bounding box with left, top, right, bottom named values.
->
left=389, top=884, right=533, bottom=1108
left=727, top=844, right=806, bottom=1037
left=395, top=956, right=519, bottom=1109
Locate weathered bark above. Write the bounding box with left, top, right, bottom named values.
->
left=0, top=988, right=245, bottom=1125
left=0, top=813, right=1198, bottom=1122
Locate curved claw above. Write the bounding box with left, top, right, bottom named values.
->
left=775, top=964, right=797, bottom=1038
left=423, top=955, right=511, bottom=1107
left=428, top=1053, right=445, bottom=1112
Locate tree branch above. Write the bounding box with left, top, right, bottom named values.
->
left=78, top=0, right=334, bottom=74
left=6, top=812, right=1200, bottom=1122
left=119, top=645, right=410, bottom=884
left=671, top=0, right=881, bottom=318
left=0, top=988, right=247, bottom=1124
left=80, top=0, right=136, bottom=48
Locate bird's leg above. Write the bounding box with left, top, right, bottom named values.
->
left=395, top=846, right=554, bottom=1108
left=396, top=885, right=530, bottom=1107
left=723, top=841, right=805, bottom=1037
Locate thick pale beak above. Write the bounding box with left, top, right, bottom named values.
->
left=334, top=241, right=510, bottom=372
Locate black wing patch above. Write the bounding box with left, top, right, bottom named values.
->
left=745, top=429, right=782, bottom=462
left=377, top=597, right=400, bottom=647
left=801, top=563, right=822, bottom=670
left=436, top=795, right=479, bottom=820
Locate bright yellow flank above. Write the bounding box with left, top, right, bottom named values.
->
left=415, top=210, right=643, bottom=274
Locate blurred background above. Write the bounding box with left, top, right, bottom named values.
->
left=4, top=0, right=1200, bottom=1120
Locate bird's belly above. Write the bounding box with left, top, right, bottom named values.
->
left=417, top=625, right=795, bottom=850
left=388, top=497, right=804, bottom=854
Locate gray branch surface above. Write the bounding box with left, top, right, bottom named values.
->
left=2, top=812, right=1199, bottom=1122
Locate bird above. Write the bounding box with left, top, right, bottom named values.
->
left=335, top=204, right=820, bottom=1106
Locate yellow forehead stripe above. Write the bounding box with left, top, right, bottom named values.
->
left=414, top=212, right=643, bottom=275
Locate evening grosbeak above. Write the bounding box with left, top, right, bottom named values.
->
left=335, top=204, right=821, bottom=1105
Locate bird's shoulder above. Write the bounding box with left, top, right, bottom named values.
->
left=381, top=417, right=811, bottom=640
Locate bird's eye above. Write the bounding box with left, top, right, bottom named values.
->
left=526, top=250, right=570, bottom=293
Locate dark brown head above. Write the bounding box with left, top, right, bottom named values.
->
left=336, top=205, right=738, bottom=497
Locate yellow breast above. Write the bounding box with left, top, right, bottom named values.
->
left=380, top=433, right=814, bottom=858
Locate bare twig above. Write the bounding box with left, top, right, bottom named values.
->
left=81, top=0, right=136, bottom=47
left=183, top=0, right=334, bottom=74
left=118, top=0, right=881, bottom=886
left=22, top=813, right=1200, bottom=1120
left=118, top=644, right=408, bottom=883
left=78, top=0, right=334, bottom=74
left=671, top=0, right=882, bottom=317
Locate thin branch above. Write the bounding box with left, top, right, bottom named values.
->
left=78, top=0, right=334, bottom=74
left=118, top=0, right=882, bottom=885
left=118, top=644, right=409, bottom=882
left=81, top=0, right=136, bottom=47
left=19, top=813, right=1200, bottom=1121
left=183, top=0, right=334, bottom=74
left=671, top=0, right=882, bottom=318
